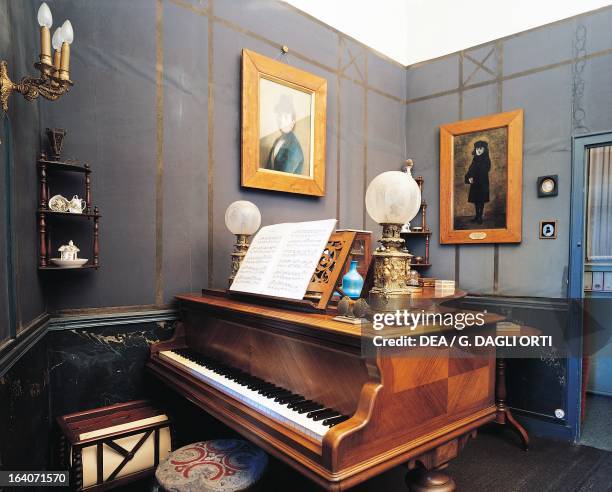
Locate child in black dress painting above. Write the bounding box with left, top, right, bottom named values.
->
left=464, top=140, right=491, bottom=225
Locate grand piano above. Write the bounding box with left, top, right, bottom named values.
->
left=147, top=290, right=503, bottom=490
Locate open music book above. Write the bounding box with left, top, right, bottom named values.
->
left=229, top=219, right=337, bottom=300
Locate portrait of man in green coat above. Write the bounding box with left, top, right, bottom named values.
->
left=265, top=94, right=305, bottom=175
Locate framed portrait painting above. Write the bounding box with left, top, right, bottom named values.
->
left=241, top=49, right=327, bottom=196
left=440, top=109, right=523, bottom=244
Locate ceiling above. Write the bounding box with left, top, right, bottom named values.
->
left=284, top=0, right=612, bottom=66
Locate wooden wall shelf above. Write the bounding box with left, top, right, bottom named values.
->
left=402, top=174, right=431, bottom=270
left=38, top=209, right=101, bottom=219
left=39, top=264, right=100, bottom=271
left=38, top=151, right=100, bottom=270
left=38, top=156, right=91, bottom=173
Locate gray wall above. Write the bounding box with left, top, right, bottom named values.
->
left=37, top=0, right=406, bottom=311
left=405, top=6, right=612, bottom=298
left=0, top=0, right=46, bottom=339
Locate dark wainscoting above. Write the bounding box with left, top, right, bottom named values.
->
left=0, top=336, right=49, bottom=471
left=457, top=295, right=573, bottom=439
left=0, top=310, right=177, bottom=471
left=47, top=320, right=175, bottom=418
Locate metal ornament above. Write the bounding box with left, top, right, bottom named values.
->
left=0, top=60, right=73, bottom=113
left=229, top=233, right=250, bottom=286
left=47, top=128, right=67, bottom=157
left=368, top=223, right=413, bottom=312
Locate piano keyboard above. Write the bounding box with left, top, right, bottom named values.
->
left=159, top=349, right=350, bottom=442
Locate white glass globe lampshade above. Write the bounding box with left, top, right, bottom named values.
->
left=365, top=171, right=421, bottom=225
left=52, top=28, right=64, bottom=50
left=61, top=20, right=74, bottom=44
left=37, top=3, right=53, bottom=28
left=225, top=201, right=261, bottom=235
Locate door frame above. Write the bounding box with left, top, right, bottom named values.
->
left=568, top=131, right=612, bottom=440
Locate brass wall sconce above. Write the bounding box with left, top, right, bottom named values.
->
left=0, top=3, right=75, bottom=113
left=225, top=200, right=262, bottom=286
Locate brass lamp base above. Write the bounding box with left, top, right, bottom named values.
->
left=228, top=233, right=250, bottom=287
left=368, top=223, right=415, bottom=312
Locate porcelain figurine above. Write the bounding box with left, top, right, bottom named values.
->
left=58, top=240, right=80, bottom=261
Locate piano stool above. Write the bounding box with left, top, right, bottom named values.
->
left=155, top=439, right=268, bottom=492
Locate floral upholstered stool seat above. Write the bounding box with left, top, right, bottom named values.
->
left=155, top=439, right=268, bottom=492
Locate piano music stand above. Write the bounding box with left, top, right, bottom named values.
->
left=226, top=230, right=367, bottom=313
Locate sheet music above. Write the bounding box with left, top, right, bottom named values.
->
left=229, top=219, right=337, bottom=299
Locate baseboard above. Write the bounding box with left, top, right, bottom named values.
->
left=586, top=390, right=612, bottom=398
left=512, top=411, right=575, bottom=442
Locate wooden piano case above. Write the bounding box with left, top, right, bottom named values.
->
left=147, top=293, right=499, bottom=490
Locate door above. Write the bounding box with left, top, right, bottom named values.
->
left=569, top=132, right=612, bottom=440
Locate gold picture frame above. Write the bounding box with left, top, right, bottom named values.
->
left=241, top=49, right=327, bottom=196
left=440, top=109, right=523, bottom=244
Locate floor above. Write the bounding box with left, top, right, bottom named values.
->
left=580, top=393, right=612, bottom=452
left=121, top=424, right=612, bottom=492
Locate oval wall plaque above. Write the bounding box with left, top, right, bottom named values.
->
left=469, top=232, right=487, bottom=240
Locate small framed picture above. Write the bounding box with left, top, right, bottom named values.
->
left=584, top=272, right=593, bottom=291
left=592, top=272, right=603, bottom=291
left=604, top=272, right=612, bottom=291
left=539, top=220, right=557, bottom=239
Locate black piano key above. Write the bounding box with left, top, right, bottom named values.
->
left=258, top=386, right=287, bottom=398
left=312, top=411, right=340, bottom=422
left=297, top=403, right=324, bottom=414
left=288, top=399, right=314, bottom=410
left=323, top=415, right=349, bottom=427
left=261, top=388, right=290, bottom=397
left=308, top=409, right=339, bottom=421
left=247, top=381, right=271, bottom=390
left=275, top=394, right=304, bottom=404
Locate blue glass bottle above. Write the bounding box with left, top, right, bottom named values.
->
left=342, top=260, right=364, bottom=299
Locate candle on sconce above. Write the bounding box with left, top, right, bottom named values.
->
left=52, top=28, right=63, bottom=76
left=37, top=2, right=53, bottom=66
left=59, top=20, right=73, bottom=81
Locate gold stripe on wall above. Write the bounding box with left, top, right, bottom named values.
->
left=155, top=0, right=164, bottom=306
left=336, top=35, right=342, bottom=225
left=207, top=0, right=215, bottom=288
left=493, top=40, right=504, bottom=294
left=169, top=0, right=207, bottom=16
left=455, top=51, right=464, bottom=284
left=362, top=52, right=368, bottom=230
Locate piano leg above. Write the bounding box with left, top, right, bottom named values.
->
left=405, top=464, right=456, bottom=492
left=495, top=357, right=530, bottom=451
left=403, top=431, right=475, bottom=491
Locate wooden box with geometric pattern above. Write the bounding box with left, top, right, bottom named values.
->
left=57, top=400, right=172, bottom=491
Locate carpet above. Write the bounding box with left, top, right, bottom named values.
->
left=118, top=424, right=612, bottom=491
left=580, top=394, right=612, bottom=452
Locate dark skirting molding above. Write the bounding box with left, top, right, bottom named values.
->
left=462, top=294, right=569, bottom=312
left=0, top=313, right=49, bottom=377
left=47, top=309, right=178, bottom=331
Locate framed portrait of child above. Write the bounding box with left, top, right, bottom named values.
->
left=241, top=49, right=327, bottom=196
left=439, top=109, right=523, bottom=244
